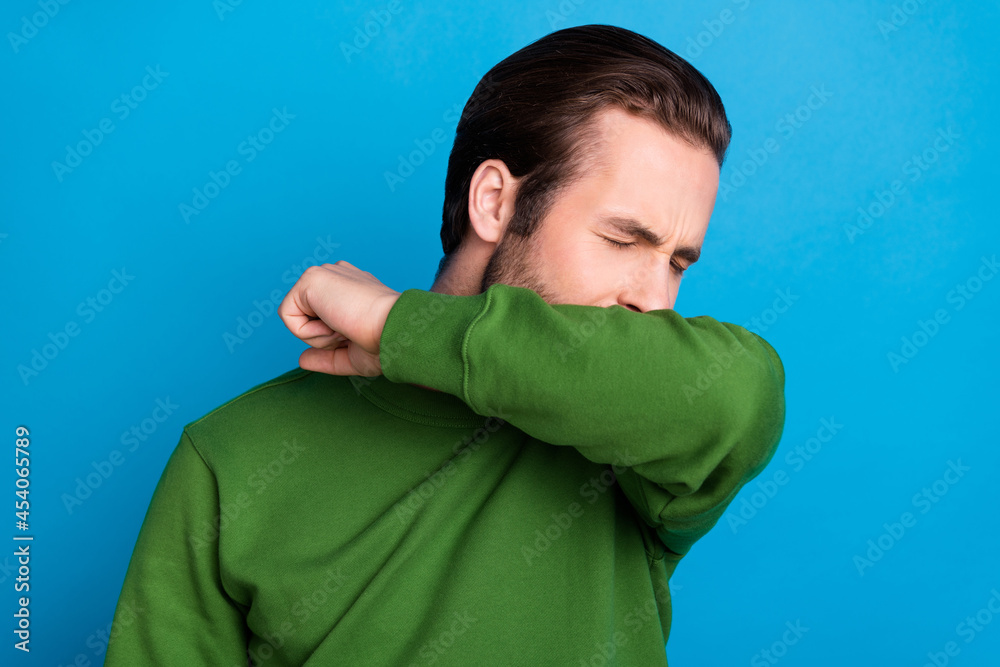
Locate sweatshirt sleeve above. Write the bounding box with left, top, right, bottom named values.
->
left=104, top=429, right=250, bottom=665
left=379, top=283, right=786, bottom=556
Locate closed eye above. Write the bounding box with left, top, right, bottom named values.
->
left=601, top=236, right=690, bottom=276
left=601, top=236, right=636, bottom=249
left=603, top=236, right=690, bottom=275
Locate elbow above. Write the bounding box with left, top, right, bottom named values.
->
left=699, top=328, right=786, bottom=473
left=735, top=333, right=786, bottom=473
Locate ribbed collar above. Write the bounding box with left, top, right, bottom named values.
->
left=354, top=374, right=486, bottom=428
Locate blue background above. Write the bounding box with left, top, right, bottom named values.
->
left=3, top=0, right=997, bottom=664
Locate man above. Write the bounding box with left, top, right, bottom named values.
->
left=106, top=24, right=785, bottom=666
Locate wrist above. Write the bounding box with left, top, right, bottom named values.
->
left=373, top=291, right=402, bottom=350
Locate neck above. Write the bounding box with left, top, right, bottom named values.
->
left=429, top=244, right=491, bottom=297
left=429, top=272, right=479, bottom=297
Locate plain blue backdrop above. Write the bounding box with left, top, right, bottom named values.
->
left=3, top=0, right=998, bottom=665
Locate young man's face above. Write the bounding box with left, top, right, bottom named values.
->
left=480, top=106, right=720, bottom=313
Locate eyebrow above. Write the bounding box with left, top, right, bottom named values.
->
left=597, top=215, right=702, bottom=264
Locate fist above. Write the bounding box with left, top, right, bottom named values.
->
left=278, top=261, right=401, bottom=376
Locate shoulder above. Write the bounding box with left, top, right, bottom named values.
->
left=180, top=367, right=361, bottom=468
left=186, top=366, right=312, bottom=431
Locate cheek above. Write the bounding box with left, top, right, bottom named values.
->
left=571, top=244, right=638, bottom=299
left=539, top=238, right=601, bottom=295
left=549, top=244, right=592, bottom=288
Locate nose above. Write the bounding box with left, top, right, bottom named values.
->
left=617, top=255, right=676, bottom=313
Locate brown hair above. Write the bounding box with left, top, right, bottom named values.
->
left=435, top=23, right=732, bottom=282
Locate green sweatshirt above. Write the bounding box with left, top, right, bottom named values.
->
left=104, top=282, right=785, bottom=666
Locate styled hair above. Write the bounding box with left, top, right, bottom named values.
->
left=435, top=23, right=732, bottom=282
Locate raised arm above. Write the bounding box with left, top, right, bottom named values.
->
left=378, top=282, right=786, bottom=555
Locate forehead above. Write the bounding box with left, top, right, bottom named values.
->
left=582, top=106, right=719, bottom=193
left=562, top=107, right=720, bottom=234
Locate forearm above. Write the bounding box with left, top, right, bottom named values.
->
left=380, top=284, right=784, bottom=475
left=379, top=283, right=786, bottom=553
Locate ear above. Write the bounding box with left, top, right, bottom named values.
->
left=467, top=159, right=519, bottom=245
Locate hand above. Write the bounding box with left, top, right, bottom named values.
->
left=278, top=261, right=401, bottom=376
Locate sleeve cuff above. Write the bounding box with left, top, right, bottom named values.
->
left=378, top=288, right=491, bottom=403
